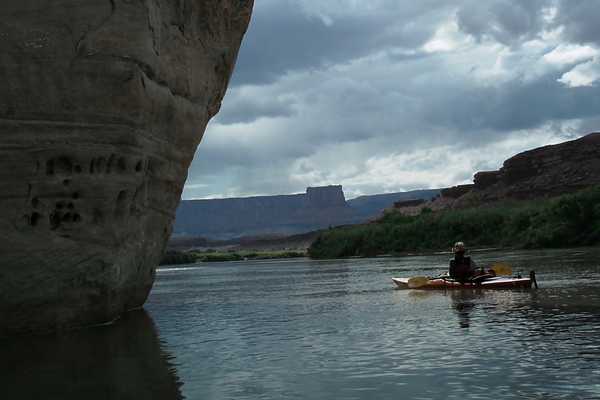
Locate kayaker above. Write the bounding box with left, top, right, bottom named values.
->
left=449, top=242, right=479, bottom=283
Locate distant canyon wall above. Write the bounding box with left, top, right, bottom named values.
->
left=467, top=132, right=600, bottom=202
left=0, top=1, right=253, bottom=336
left=174, top=186, right=440, bottom=239
left=395, top=133, right=600, bottom=215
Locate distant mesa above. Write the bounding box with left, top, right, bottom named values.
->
left=174, top=185, right=440, bottom=240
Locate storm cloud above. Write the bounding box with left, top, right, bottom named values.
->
left=182, top=0, right=600, bottom=200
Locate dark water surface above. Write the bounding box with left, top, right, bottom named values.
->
left=3, top=248, right=600, bottom=399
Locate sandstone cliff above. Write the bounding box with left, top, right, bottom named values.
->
left=399, top=133, right=600, bottom=214
left=456, top=133, right=600, bottom=206
left=0, top=1, right=253, bottom=336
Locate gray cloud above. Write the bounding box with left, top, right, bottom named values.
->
left=214, top=92, right=297, bottom=125
left=184, top=0, right=600, bottom=200
left=422, top=75, right=600, bottom=135
left=231, top=0, right=450, bottom=86
left=456, top=0, right=550, bottom=46
left=555, top=1, right=600, bottom=46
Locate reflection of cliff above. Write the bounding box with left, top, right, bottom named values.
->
left=174, top=186, right=439, bottom=239
left=450, top=291, right=479, bottom=329
left=0, top=311, right=182, bottom=400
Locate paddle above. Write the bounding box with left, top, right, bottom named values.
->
left=407, top=263, right=512, bottom=288
left=407, top=276, right=430, bottom=289
left=490, top=262, right=512, bottom=276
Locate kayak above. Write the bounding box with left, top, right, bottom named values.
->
left=392, top=274, right=535, bottom=290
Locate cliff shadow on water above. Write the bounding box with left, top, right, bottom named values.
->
left=0, top=310, right=183, bottom=400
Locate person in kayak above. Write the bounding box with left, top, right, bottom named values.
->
left=449, top=242, right=480, bottom=283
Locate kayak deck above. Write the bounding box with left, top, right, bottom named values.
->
left=392, top=276, right=533, bottom=290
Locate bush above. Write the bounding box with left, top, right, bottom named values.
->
left=309, top=186, right=600, bottom=259
left=159, top=251, right=198, bottom=266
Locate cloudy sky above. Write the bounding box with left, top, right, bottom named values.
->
left=182, top=0, right=600, bottom=200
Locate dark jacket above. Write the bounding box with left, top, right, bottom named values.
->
left=449, top=255, right=476, bottom=283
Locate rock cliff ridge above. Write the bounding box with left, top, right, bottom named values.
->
left=450, top=133, right=600, bottom=207
left=0, top=0, right=253, bottom=336
left=393, top=133, right=600, bottom=214
left=174, top=186, right=439, bottom=239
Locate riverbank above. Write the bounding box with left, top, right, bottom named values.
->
left=160, top=249, right=306, bottom=266
left=308, top=186, right=600, bottom=259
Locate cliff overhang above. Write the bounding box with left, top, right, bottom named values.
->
left=0, top=0, right=254, bottom=337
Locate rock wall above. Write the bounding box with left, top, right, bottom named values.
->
left=440, top=184, right=474, bottom=199
left=424, top=133, right=600, bottom=211
left=0, top=1, right=253, bottom=336
left=465, top=133, right=600, bottom=203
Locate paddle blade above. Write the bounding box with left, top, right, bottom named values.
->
left=407, top=276, right=430, bottom=289
left=490, top=263, right=512, bottom=276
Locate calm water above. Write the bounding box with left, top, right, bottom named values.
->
left=3, top=248, right=600, bottom=399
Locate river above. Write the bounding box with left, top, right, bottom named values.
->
left=2, top=248, right=600, bottom=399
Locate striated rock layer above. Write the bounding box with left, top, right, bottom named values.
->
left=0, top=1, right=253, bottom=336
left=459, top=132, right=600, bottom=205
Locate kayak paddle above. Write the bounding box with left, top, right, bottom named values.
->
left=407, top=276, right=430, bottom=289
left=490, top=263, right=512, bottom=276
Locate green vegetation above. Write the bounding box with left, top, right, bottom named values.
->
left=159, top=249, right=306, bottom=266
left=308, top=186, right=600, bottom=259
left=160, top=251, right=198, bottom=266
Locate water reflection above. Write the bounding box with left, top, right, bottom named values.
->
left=450, top=290, right=478, bottom=328
left=0, top=310, right=183, bottom=400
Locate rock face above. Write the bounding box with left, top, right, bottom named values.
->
left=440, top=184, right=474, bottom=199
left=174, top=186, right=440, bottom=239
left=0, top=1, right=253, bottom=336
left=464, top=133, right=600, bottom=203
left=419, top=133, right=600, bottom=211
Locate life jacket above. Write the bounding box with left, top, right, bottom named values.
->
left=449, top=256, right=473, bottom=282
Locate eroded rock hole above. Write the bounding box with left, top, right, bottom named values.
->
left=72, top=192, right=79, bottom=200
left=63, top=179, right=70, bottom=186
left=55, top=156, right=73, bottom=175
left=31, top=197, right=39, bottom=208
left=30, top=212, right=41, bottom=227
left=49, top=212, right=61, bottom=230
left=117, top=157, right=127, bottom=173
left=135, top=160, right=143, bottom=172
